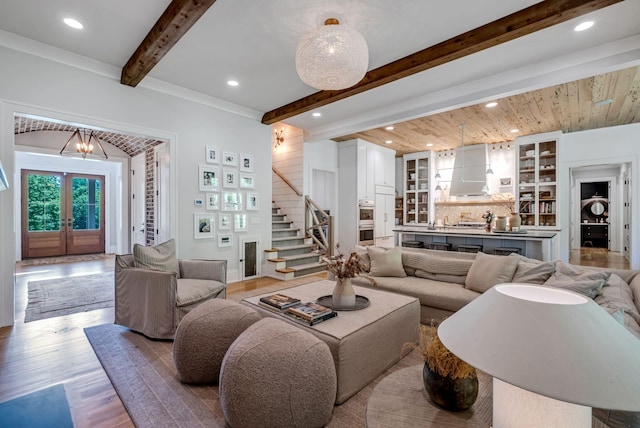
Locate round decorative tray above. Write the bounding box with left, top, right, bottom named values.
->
left=316, top=295, right=370, bottom=311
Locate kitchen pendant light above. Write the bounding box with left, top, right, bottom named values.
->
left=296, top=18, right=369, bottom=90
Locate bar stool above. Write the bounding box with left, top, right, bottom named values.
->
left=427, top=243, right=452, bottom=251
left=492, top=247, right=522, bottom=256
left=457, top=245, right=483, bottom=253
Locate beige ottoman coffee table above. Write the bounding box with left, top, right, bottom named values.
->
left=242, top=280, right=420, bottom=404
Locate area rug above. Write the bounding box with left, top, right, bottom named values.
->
left=0, top=384, right=73, bottom=428
left=85, top=323, right=422, bottom=428
left=25, top=272, right=114, bottom=323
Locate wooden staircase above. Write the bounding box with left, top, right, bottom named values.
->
left=264, top=204, right=327, bottom=280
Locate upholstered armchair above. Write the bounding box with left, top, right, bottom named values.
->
left=115, top=254, right=227, bottom=339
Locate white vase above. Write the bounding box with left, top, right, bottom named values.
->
left=332, top=277, right=356, bottom=309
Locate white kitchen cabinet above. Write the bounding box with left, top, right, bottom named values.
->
left=375, top=186, right=395, bottom=240
left=403, top=151, right=432, bottom=225
left=373, top=146, right=396, bottom=186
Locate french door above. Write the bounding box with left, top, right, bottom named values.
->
left=21, top=170, right=105, bottom=258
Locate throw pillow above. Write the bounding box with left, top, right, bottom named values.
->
left=353, top=245, right=371, bottom=273
left=465, top=252, right=519, bottom=293
left=595, top=274, right=640, bottom=324
left=511, top=256, right=555, bottom=284
left=543, top=261, right=608, bottom=299
left=133, top=239, right=180, bottom=278
left=367, top=246, right=407, bottom=278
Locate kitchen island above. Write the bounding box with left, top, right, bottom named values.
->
left=394, top=226, right=558, bottom=261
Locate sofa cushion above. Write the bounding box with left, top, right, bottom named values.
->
left=543, top=261, right=608, bottom=299
left=353, top=275, right=479, bottom=312
left=368, top=246, right=406, bottom=277
left=629, top=275, right=640, bottom=314
left=465, top=252, right=519, bottom=293
left=133, top=239, right=180, bottom=278
left=510, top=254, right=555, bottom=284
left=402, top=248, right=475, bottom=276
left=176, top=279, right=226, bottom=307
left=595, top=274, right=640, bottom=324
left=354, top=245, right=371, bottom=272
left=415, top=270, right=467, bottom=285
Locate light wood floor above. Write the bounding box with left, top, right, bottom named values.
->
left=0, top=248, right=629, bottom=426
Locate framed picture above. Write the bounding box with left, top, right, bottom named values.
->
left=205, top=192, right=219, bottom=210
left=205, top=146, right=219, bottom=164
left=219, top=213, right=231, bottom=230
left=222, top=191, right=243, bottom=211
left=218, top=233, right=233, bottom=247
left=246, top=192, right=259, bottom=211
left=500, top=177, right=512, bottom=186
left=222, top=152, right=237, bottom=167
left=234, top=213, right=248, bottom=232
left=223, top=169, right=238, bottom=188
left=240, top=153, right=254, bottom=172
left=199, top=165, right=219, bottom=192
left=239, top=173, right=255, bottom=189
left=194, top=213, right=215, bottom=239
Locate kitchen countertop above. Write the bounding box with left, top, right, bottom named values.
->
left=394, top=225, right=557, bottom=239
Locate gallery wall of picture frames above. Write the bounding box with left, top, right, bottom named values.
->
left=195, top=146, right=259, bottom=246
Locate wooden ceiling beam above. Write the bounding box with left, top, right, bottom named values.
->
left=121, top=0, right=218, bottom=87
left=261, top=0, right=622, bottom=125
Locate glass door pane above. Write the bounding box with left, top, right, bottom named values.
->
left=27, top=173, right=62, bottom=231
left=72, top=177, right=101, bottom=230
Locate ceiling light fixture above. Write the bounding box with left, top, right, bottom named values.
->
left=435, top=171, right=441, bottom=179
left=274, top=128, right=285, bottom=148
left=485, top=102, right=498, bottom=108
left=486, top=164, right=494, bottom=175
left=435, top=182, right=442, bottom=191
left=227, top=80, right=239, bottom=87
left=63, top=18, right=83, bottom=29
left=574, top=21, right=594, bottom=32
left=426, top=143, right=433, bottom=147
left=59, top=128, right=108, bottom=160
left=385, top=140, right=392, bottom=144
left=510, top=129, right=519, bottom=133
left=296, top=18, right=369, bottom=90
left=385, top=126, right=394, bottom=131
left=312, top=112, right=322, bottom=117
left=492, top=145, right=496, bottom=151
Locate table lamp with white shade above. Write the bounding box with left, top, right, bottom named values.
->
left=438, top=283, right=640, bottom=428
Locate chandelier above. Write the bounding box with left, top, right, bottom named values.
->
left=295, top=18, right=369, bottom=91
left=59, top=128, right=108, bottom=160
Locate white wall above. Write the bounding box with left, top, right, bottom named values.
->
left=304, top=140, right=339, bottom=246
left=559, top=123, right=640, bottom=268
left=272, top=125, right=304, bottom=234
left=0, top=45, right=271, bottom=327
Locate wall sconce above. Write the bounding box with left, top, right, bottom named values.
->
left=274, top=128, right=285, bottom=149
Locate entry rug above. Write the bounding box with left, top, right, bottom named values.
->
left=25, top=272, right=115, bottom=323
left=0, top=384, right=73, bottom=428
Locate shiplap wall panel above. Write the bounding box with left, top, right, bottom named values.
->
left=272, top=124, right=305, bottom=239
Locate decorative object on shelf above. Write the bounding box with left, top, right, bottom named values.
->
left=59, top=128, right=108, bottom=160
left=439, top=284, right=640, bottom=427
left=509, top=212, right=522, bottom=231
left=495, top=216, right=507, bottom=231
left=408, top=325, right=478, bottom=411
left=296, top=18, right=368, bottom=90
left=482, top=210, right=495, bottom=232
left=321, top=244, right=373, bottom=309
left=273, top=129, right=284, bottom=149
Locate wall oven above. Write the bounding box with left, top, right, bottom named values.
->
left=358, top=199, right=375, bottom=227
left=358, top=226, right=374, bottom=246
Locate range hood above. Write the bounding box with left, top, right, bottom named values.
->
left=449, top=144, right=489, bottom=196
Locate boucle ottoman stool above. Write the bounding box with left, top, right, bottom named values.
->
left=219, top=318, right=336, bottom=428
left=173, top=299, right=261, bottom=384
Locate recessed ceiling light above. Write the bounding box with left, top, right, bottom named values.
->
left=385, top=126, right=394, bottom=131
left=426, top=143, right=433, bottom=147
left=574, top=21, right=594, bottom=32
left=63, top=18, right=83, bottom=29
left=485, top=102, right=498, bottom=108
left=510, top=129, right=519, bottom=133
left=385, top=140, right=392, bottom=144
left=312, top=112, right=322, bottom=117
left=227, top=80, right=239, bottom=87
left=594, top=99, right=613, bottom=106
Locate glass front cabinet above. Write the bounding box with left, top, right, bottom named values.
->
left=403, top=152, right=431, bottom=225
left=516, top=133, right=560, bottom=229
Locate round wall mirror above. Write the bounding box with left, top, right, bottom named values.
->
left=590, top=202, right=605, bottom=216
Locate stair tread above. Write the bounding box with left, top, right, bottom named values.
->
left=272, top=236, right=305, bottom=242
left=272, top=220, right=293, bottom=224
left=280, top=253, right=321, bottom=261
left=290, top=261, right=326, bottom=270
left=272, top=244, right=313, bottom=251
left=276, top=267, right=296, bottom=273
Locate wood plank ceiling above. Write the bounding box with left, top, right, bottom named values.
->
left=334, top=65, right=640, bottom=156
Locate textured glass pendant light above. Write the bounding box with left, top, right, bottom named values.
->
left=296, top=18, right=369, bottom=90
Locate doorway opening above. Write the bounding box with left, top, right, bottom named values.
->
left=21, top=169, right=105, bottom=259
